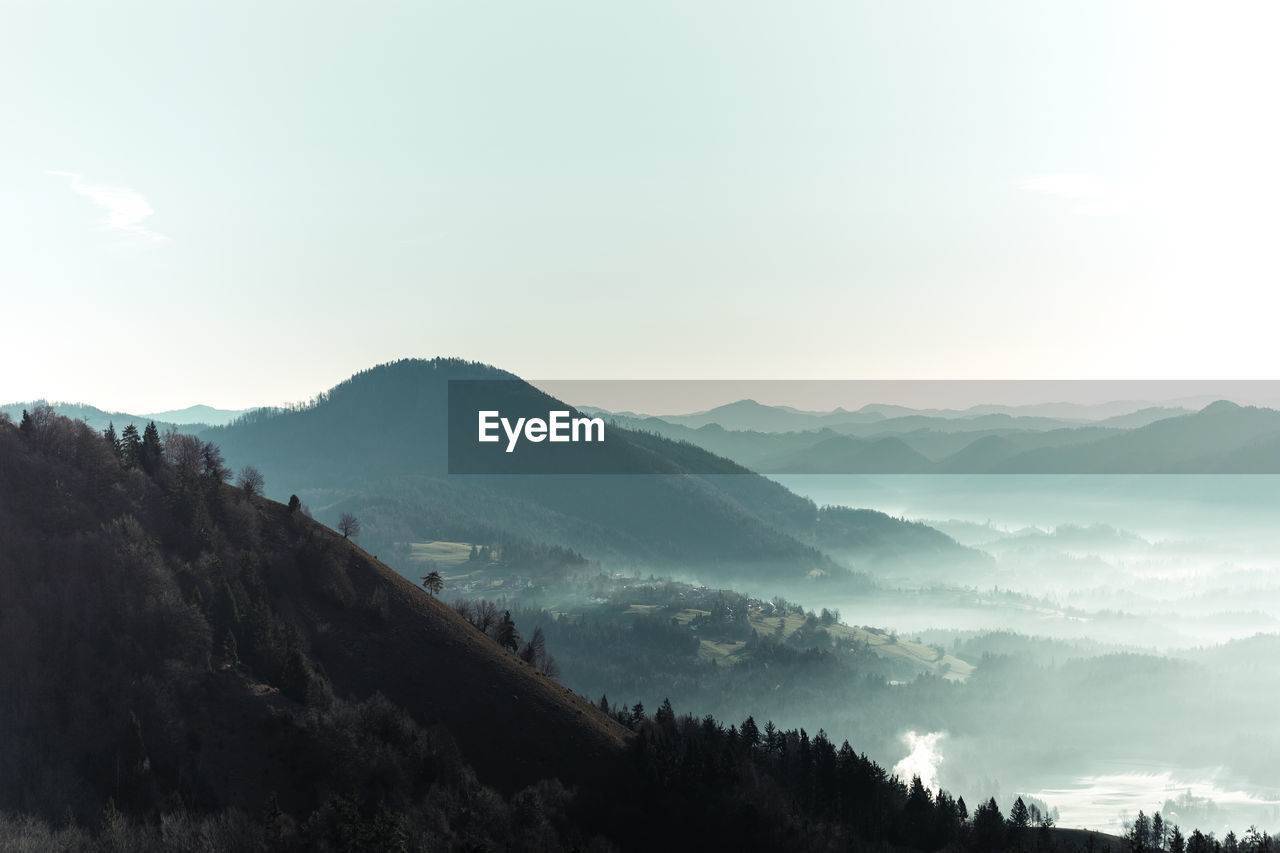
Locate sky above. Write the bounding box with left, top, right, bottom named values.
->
left=3, top=1, right=1279, bottom=412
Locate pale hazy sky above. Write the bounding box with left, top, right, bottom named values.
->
left=3, top=2, right=1279, bottom=411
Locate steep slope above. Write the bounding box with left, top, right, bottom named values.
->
left=0, top=411, right=627, bottom=829
left=248, top=499, right=631, bottom=791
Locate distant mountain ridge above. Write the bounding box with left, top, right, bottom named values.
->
left=604, top=400, right=1280, bottom=473
left=992, top=400, right=1280, bottom=473
left=141, top=404, right=251, bottom=425
left=1, top=400, right=251, bottom=431
left=618, top=397, right=1207, bottom=434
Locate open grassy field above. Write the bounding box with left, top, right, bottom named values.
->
left=732, top=611, right=973, bottom=680
left=848, top=626, right=973, bottom=681
left=618, top=601, right=972, bottom=677
left=671, top=608, right=710, bottom=625
left=409, top=541, right=474, bottom=567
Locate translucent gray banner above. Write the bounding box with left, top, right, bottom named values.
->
left=447, top=380, right=1280, bottom=474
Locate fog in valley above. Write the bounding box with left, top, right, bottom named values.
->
left=768, top=474, right=1280, bottom=836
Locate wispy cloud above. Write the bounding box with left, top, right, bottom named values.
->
left=1019, top=173, right=1135, bottom=217
left=48, top=171, right=169, bottom=242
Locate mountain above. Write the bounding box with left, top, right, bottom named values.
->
left=1095, top=406, right=1194, bottom=429
left=1, top=400, right=249, bottom=432
left=602, top=416, right=837, bottom=469
left=757, top=435, right=936, bottom=474
left=608, top=417, right=1112, bottom=474
left=935, top=434, right=1020, bottom=473
left=1, top=400, right=171, bottom=434
left=660, top=399, right=884, bottom=432
left=141, top=404, right=252, bottom=426
left=995, top=401, right=1280, bottom=473
left=630, top=397, right=1219, bottom=434
left=616, top=401, right=1280, bottom=474
left=200, top=359, right=973, bottom=583
left=921, top=402, right=1280, bottom=473
left=825, top=412, right=1092, bottom=437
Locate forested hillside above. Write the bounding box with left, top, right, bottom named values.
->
left=202, top=359, right=973, bottom=584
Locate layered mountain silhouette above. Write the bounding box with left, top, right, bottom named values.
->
left=604, top=399, right=1280, bottom=474
left=645, top=397, right=1204, bottom=434
left=985, top=401, right=1280, bottom=473
left=0, top=401, right=252, bottom=432
left=197, top=359, right=975, bottom=581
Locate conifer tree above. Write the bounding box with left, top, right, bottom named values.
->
left=103, top=422, right=120, bottom=459
left=1132, top=811, right=1152, bottom=853
left=201, top=443, right=231, bottom=483
left=973, top=798, right=1006, bottom=851
left=1010, top=796, right=1031, bottom=829
left=222, top=629, right=240, bottom=666
left=120, top=422, right=142, bottom=468
left=120, top=424, right=142, bottom=468
left=495, top=610, right=520, bottom=652
left=140, top=421, right=163, bottom=474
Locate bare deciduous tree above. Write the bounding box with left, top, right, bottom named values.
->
left=338, top=512, right=360, bottom=539
left=236, top=465, right=264, bottom=496
left=474, top=600, right=499, bottom=636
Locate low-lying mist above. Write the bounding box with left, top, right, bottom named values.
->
left=765, top=474, right=1280, bottom=835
